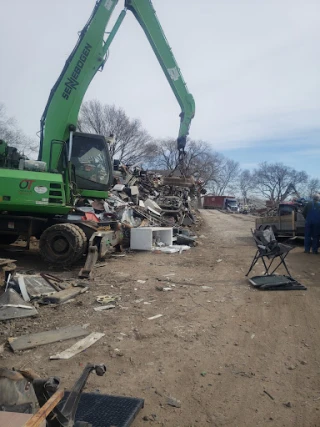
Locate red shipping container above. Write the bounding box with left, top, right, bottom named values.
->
left=203, top=195, right=236, bottom=209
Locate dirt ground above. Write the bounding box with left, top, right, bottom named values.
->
left=1, top=210, right=320, bottom=427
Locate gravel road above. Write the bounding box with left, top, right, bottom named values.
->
left=1, top=210, right=319, bottom=426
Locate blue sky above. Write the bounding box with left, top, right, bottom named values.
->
left=0, top=0, right=319, bottom=177
left=221, top=128, right=320, bottom=178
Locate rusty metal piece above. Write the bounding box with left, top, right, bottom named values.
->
left=78, top=245, right=98, bottom=279
left=79, top=230, right=122, bottom=279
left=162, top=176, right=195, bottom=188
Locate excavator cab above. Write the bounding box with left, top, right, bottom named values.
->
left=69, top=132, right=113, bottom=196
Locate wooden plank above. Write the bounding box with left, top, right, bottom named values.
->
left=40, top=287, right=86, bottom=304
left=8, top=325, right=89, bottom=352
left=24, top=390, right=64, bottom=427
left=50, top=332, right=105, bottom=360
left=0, top=258, right=16, bottom=267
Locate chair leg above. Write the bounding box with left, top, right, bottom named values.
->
left=264, top=257, right=274, bottom=275
left=246, top=251, right=259, bottom=276
left=281, top=255, right=292, bottom=277
left=269, top=254, right=292, bottom=277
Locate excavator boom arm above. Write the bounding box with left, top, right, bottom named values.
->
left=39, top=0, right=119, bottom=167
left=124, top=0, right=195, bottom=152
left=40, top=0, right=195, bottom=170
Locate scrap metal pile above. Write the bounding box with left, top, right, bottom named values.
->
left=253, top=198, right=308, bottom=218
left=76, top=164, right=203, bottom=235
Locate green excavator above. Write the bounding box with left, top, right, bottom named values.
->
left=0, top=0, right=195, bottom=266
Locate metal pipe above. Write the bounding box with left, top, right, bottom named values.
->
left=68, top=130, right=74, bottom=161
left=101, top=9, right=127, bottom=57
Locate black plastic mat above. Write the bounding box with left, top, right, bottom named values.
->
left=59, top=392, right=144, bottom=427
left=248, top=274, right=307, bottom=291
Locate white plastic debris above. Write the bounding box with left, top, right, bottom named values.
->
left=144, top=198, right=162, bottom=214
left=113, top=184, right=125, bottom=191
left=152, top=245, right=191, bottom=254
left=148, top=314, right=163, bottom=320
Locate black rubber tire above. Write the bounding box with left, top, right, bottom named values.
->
left=0, top=234, right=18, bottom=245
left=39, top=223, right=87, bottom=266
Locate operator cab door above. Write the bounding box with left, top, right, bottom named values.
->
left=68, top=132, right=113, bottom=192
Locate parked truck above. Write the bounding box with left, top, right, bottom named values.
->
left=203, top=195, right=238, bottom=212
left=255, top=202, right=305, bottom=237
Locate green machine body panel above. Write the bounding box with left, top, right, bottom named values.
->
left=0, top=169, right=71, bottom=215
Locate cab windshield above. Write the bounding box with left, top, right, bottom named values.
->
left=71, top=134, right=112, bottom=192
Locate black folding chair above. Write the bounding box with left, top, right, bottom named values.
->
left=246, top=228, right=294, bottom=277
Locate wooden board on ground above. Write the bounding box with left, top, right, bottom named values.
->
left=40, top=287, right=86, bottom=304
left=50, top=332, right=105, bottom=360
left=8, top=325, right=89, bottom=352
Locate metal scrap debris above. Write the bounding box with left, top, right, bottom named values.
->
left=96, top=295, right=121, bottom=304
left=0, top=289, right=38, bottom=320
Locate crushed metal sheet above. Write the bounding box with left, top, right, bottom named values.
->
left=0, top=289, right=38, bottom=321
left=15, top=274, right=56, bottom=299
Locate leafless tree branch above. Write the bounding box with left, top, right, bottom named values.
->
left=78, top=100, right=155, bottom=165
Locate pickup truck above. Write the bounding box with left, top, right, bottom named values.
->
left=255, top=202, right=305, bottom=237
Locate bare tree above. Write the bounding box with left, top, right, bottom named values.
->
left=252, top=162, right=308, bottom=202
left=0, top=103, right=37, bottom=157
left=298, top=177, right=320, bottom=198
left=306, top=178, right=320, bottom=197
left=150, top=139, right=178, bottom=171
left=239, top=169, right=254, bottom=203
left=151, top=138, right=222, bottom=187
left=78, top=100, right=156, bottom=164
left=209, top=157, right=240, bottom=195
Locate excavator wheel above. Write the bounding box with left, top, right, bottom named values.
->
left=39, top=223, right=87, bottom=266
